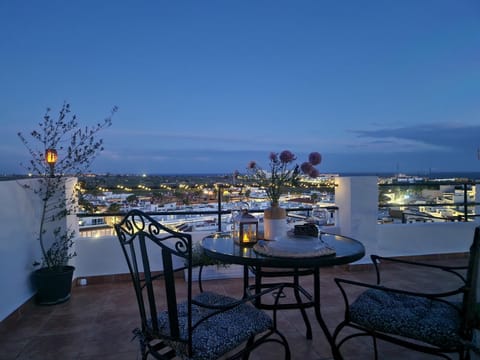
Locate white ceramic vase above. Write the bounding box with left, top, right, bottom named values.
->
left=263, top=205, right=287, bottom=241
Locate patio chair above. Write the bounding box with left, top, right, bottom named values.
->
left=115, top=210, right=290, bottom=360
left=333, top=226, right=480, bottom=360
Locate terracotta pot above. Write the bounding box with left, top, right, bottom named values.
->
left=263, top=205, right=287, bottom=240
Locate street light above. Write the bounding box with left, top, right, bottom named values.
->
left=45, top=148, right=57, bottom=177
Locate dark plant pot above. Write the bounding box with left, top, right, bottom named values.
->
left=34, top=265, right=75, bottom=305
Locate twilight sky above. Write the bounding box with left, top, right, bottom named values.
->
left=1, top=1, right=479, bottom=176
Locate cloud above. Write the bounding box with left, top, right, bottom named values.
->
left=351, top=123, right=480, bottom=153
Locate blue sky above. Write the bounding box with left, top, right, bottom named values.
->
left=1, top=1, right=479, bottom=175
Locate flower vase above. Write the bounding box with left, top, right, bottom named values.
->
left=263, top=205, right=287, bottom=241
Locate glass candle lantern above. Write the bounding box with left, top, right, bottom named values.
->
left=233, top=209, right=258, bottom=246
left=45, top=148, right=58, bottom=177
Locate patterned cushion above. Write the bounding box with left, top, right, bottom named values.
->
left=155, top=292, right=273, bottom=360
left=349, top=289, right=463, bottom=348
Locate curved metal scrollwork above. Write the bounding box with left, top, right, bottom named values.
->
left=115, top=209, right=191, bottom=258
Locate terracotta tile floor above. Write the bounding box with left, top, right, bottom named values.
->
left=0, top=257, right=468, bottom=360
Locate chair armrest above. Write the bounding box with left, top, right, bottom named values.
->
left=371, top=254, right=468, bottom=284
left=335, top=277, right=463, bottom=299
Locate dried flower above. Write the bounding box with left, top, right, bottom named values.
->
left=279, top=150, right=295, bottom=163
left=300, top=162, right=313, bottom=174
left=309, top=152, right=322, bottom=166
left=246, top=150, right=321, bottom=206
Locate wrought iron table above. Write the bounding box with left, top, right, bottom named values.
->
left=201, top=232, right=365, bottom=360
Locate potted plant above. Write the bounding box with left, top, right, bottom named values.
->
left=17, top=102, right=116, bottom=304
left=246, top=150, right=322, bottom=240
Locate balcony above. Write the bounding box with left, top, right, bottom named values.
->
left=0, top=176, right=478, bottom=359
left=0, top=255, right=469, bottom=360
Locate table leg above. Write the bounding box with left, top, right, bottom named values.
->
left=293, top=271, right=313, bottom=339
left=313, top=267, right=342, bottom=360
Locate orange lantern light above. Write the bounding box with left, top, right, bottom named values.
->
left=45, top=148, right=58, bottom=177
left=45, top=148, right=58, bottom=164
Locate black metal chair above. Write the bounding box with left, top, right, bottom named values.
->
left=333, top=226, right=480, bottom=360
left=115, top=210, right=291, bottom=360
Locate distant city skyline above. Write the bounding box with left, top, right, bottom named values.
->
left=1, top=1, right=479, bottom=175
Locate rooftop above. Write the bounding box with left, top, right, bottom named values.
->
left=0, top=255, right=468, bottom=360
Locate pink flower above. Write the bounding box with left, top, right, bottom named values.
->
left=308, top=152, right=322, bottom=166
left=246, top=149, right=322, bottom=206
left=300, top=162, right=313, bottom=174
left=308, top=168, right=320, bottom=178
left=279, top=150, right=295, bottom=163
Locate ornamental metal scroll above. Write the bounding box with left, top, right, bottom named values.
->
left=114, top=209, right=191, bottom=259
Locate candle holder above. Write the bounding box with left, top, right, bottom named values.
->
left=233, top=209, right=258, bottom=246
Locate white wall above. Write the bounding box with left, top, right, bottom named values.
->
left=376, top=221, right=476, bottom=257
left=74, top=235, right=129, bottom=277
left=336, top=177, right=378, bottom=263
left=74, top=230, right=245, bottom=280
left=74, top=231, right=213, bottom=277
left=73, top=222, right=476, bottom=281
left=0, top=178, right=77, bottom=322
left=0, top=179, right=42, bottom=321
left=335, top=176, right=475, bottom=261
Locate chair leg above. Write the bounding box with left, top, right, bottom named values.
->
left=277, top=329, right=292, bottom=360
left=138, top=339, right=147, bottom=360
left=372, top=336, right=378, bottom=360
left=132, top=328, right=148, bottom=360
left=239, top=330, right=291, bottom=360
left=242, top=337, right=254, bottom=360
left=198, top=265, right=205, bottom=292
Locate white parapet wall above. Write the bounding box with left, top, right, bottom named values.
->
left=335, top=176, right=476, bottom=262
left=74, top=230, right=246, bottom=280
left=74, top=233, right=212, bottom=278
left=0, top=178, right=78, bottom=322
left=376, top=221, right=476, bottom=257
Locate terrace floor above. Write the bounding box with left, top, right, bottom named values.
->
left=0, top=256, right=469, bottom=360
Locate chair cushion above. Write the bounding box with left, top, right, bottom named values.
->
left=349, top=289, right=463, bottom=348
left=156, top=291, right=273, bottom=360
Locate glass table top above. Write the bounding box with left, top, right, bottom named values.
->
left=201, top=231, right=365, bottom=268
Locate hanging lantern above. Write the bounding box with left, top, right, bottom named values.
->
left=233, top=209, right=258, bottom=246
left=45, top=148, right=58, bottom=177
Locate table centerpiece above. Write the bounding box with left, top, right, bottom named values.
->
left=246, top=149, right=322, bottom=240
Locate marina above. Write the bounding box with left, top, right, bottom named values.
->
left=77, top=174, right=478, bottom=238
